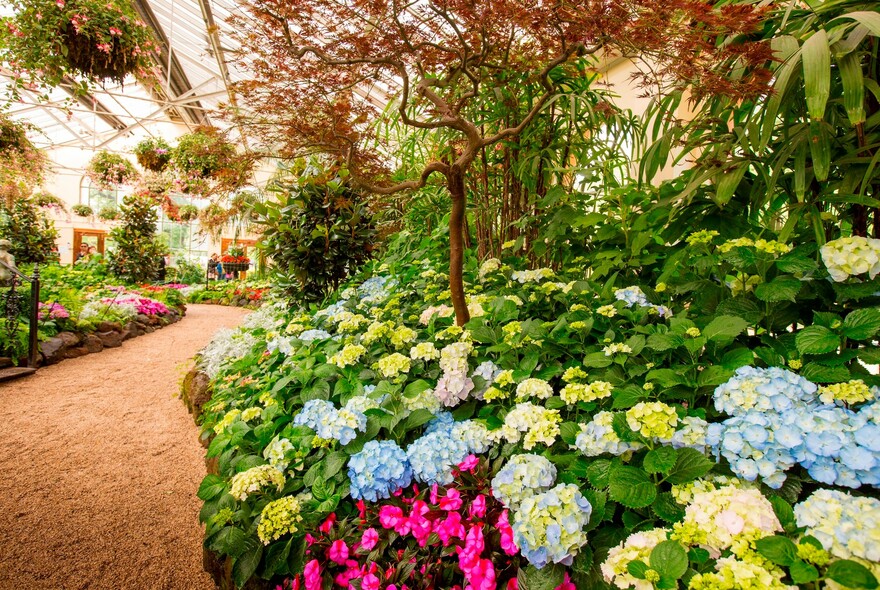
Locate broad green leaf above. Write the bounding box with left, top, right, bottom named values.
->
left=755, top=535, right=798, bottom=566
left=703, top=315, right=749, bottom=341
left=800, top=362, right=850, bottom=384
left=647, top=332, right=683, bottom=351
left=665, top=448, right=714, bottom=485
left=321, top=451, right=348, bottom=479
left=653, top=492, right=686, bottom=523
left=197, top=474, right=226, bottom=501
left=827, top=560, right=879, bottom=589
left=585, top=459, right=613, bottom=489
left=842, top=308, right=880, bottom=340
left=403, top=408, right=436, bottom=430
left=609, top=465, right=657, bottom=508
left=698, top=365, right=734, bottom=387
left=232, top=540, right=263, bottom=588
left=755, top=277, right=802, bottom=303
left=803, top=29, right=831, bottom=120
left=809, top=120, right=831, bottom=181
left=518, top=564, right=566, bottom=590
left=644, top=446, right=678, bottom=475
left=209, top=526, right=248, bottom=558
left=770, top=496, right=796, bottom=532
left=650, top=540, right=689, bottom=580
left=796, top=325, right=840, bottom=355
left=627, top=560, right=649, bottom=580
left=790, top=560, right=820, bottom=584
left=611, top=385, right=646, bottom=409
left=721, top=347, right=754, bottom=370
left=584, top=351, right=613, bottom=368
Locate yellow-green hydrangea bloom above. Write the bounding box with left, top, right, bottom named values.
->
left=625, top=401, right=678, bottom=439
left=229, top=465, right=285, bottom=501
left=376, top=353, right=412, bottom=378
left=257, top=495, right=303, bottom=544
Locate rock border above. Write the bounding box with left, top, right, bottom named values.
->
left=38, top=306, right=186, bottom=366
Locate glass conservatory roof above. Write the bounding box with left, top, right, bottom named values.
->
left=1, top=0, right=253, bottom=150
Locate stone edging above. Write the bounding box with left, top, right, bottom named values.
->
left=39, top=306, right=185, bottom=366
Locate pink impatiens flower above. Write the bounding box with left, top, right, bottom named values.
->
left=303, top=560, right=321, bottom=590
left=458, top=455, right=479, bottom=472
left=327, top=539, right=349, bottom=565
left=360, top=528, right=379, bottom=551
left=361, top=573, right=381, bottom=590
left=469, top=494, right=487, bottom=519
left=438, top=488, right=463, bottom=511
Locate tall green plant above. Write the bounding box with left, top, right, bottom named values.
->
left=0, top=197, right=59, bottom=264
left=107, top=194, right=161, bottom=284
left=253, top=164, right=375, bottom=304
left=642, top=0, right=880, bottom=242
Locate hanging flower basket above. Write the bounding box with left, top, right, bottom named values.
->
left=133, top=137, right=172, bottom=172
left=72, top=203, right=94, bottom=217
left=1, top=0, right=158, bottom=89
left=178, top=204, right=199, bottom=222
left=97, top=204, right=120, bottom=221
left=171, top=126, right=237, bottom=179
left=87, top=150, right=139, bottom=190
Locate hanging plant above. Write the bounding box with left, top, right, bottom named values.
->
left=170, top=126, right=237, bottom=179
left=31, top=190, right=67, bottom=212
left=86, top=150, right=138, bottom=190
left=72, top=203, right=94, bottom=217
left=0, top=0, right=158, bottom=92
left=178, top=204, right=199, bottom=222
left=97, top=204, right=120, bottom=221
left=0, top=114, right=48, bottom=207
left=133, top=137, right=172, bottom=172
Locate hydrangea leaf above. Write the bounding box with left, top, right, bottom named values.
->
left=664, top=448, right=714, bottom=484
left=585, top=459, right=613, bottom=489
left=197, top=474, right=226, bottom=501
left=789, top=560, right=820, bottom=584
left=627, top=559, right=649, bottom=579
left=826, top=560, right=879, bottom=589
left=842, top=308, right=880, bottom=340
left=755, top=535, right=798, bottom=566
left=650, top=540, right=689, bottom=580
left=795, top=325, right=840, bottom=355
left=609, top=465, right=657, bottom=508
left=755, top=277, right=803, bottom=302
left=653, top=492, right=686, bottom=523
left=800, top=362, right=850, bottom=383
left=232, top=539, right=263, bottom=588
left=643, top=447, right=678, bottom=475
left=702, top=315, right=749, bottom=341
left=518, top=564, right=565, bottom=590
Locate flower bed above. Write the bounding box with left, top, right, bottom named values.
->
left=19, top=264, right=188, bottom=366
left=185, top=223, right=880, bottom=589
left=186, top=282, right=267, bottom=309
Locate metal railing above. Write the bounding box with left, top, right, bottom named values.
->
left=0, top=261, right=40, bottom=368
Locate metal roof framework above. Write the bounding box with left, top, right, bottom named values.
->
left=1, top=0, right=255, bottom=153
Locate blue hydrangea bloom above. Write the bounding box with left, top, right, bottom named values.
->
left=298, top=329, right=332, bottom=342
left=714, top=366, right=817, bottom=417
left=406, top=431, right=468, bottom=485
left=348, top=440, right=413, bottom=501
left=292, top=399, right=366, bottom=445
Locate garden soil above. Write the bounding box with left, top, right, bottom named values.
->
left=0, top=304, right=250, bottom=590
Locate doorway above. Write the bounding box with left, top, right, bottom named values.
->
left=73, top=229, right=107, bottom=264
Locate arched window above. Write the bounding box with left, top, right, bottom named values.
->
left=80, top=176, right=120, bottom=212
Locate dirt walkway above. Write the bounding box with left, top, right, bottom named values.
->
left=0, top=304, right=249, bottom=590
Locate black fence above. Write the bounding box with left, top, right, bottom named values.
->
left=0, top=261, right=40, bottom=367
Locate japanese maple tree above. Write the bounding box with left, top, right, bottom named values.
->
left=227, top=0, right=773, bottom=325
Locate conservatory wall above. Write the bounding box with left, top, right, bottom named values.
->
left=37, top=133, right=261, bottom=273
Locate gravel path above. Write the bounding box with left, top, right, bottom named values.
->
left=0, top=304, right=249, bottom=590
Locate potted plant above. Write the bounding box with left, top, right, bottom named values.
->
left=133, top=137, right=172, bottom=172
left=97, top=204, right=120, bottom=221
left=178, top=204, right=199, bottom=222
left=0, top=0, right=158, bottom=89
left=220, top=244, right=250, bottom=273
left=72, top=203, right=94, bottom=217
left=86, top=150, right=138, bottom=190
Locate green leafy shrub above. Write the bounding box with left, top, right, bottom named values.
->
left=253, top=167, right=375, bottom=304
left=106, top=194, right=161, bottom=284
left=71, top=204, right=93, bottom=217
left=133, top=137, right=172, bottom=172
left=86, top=150, right=138, bottom=190
left=0, top=197, right=59, bottom=264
